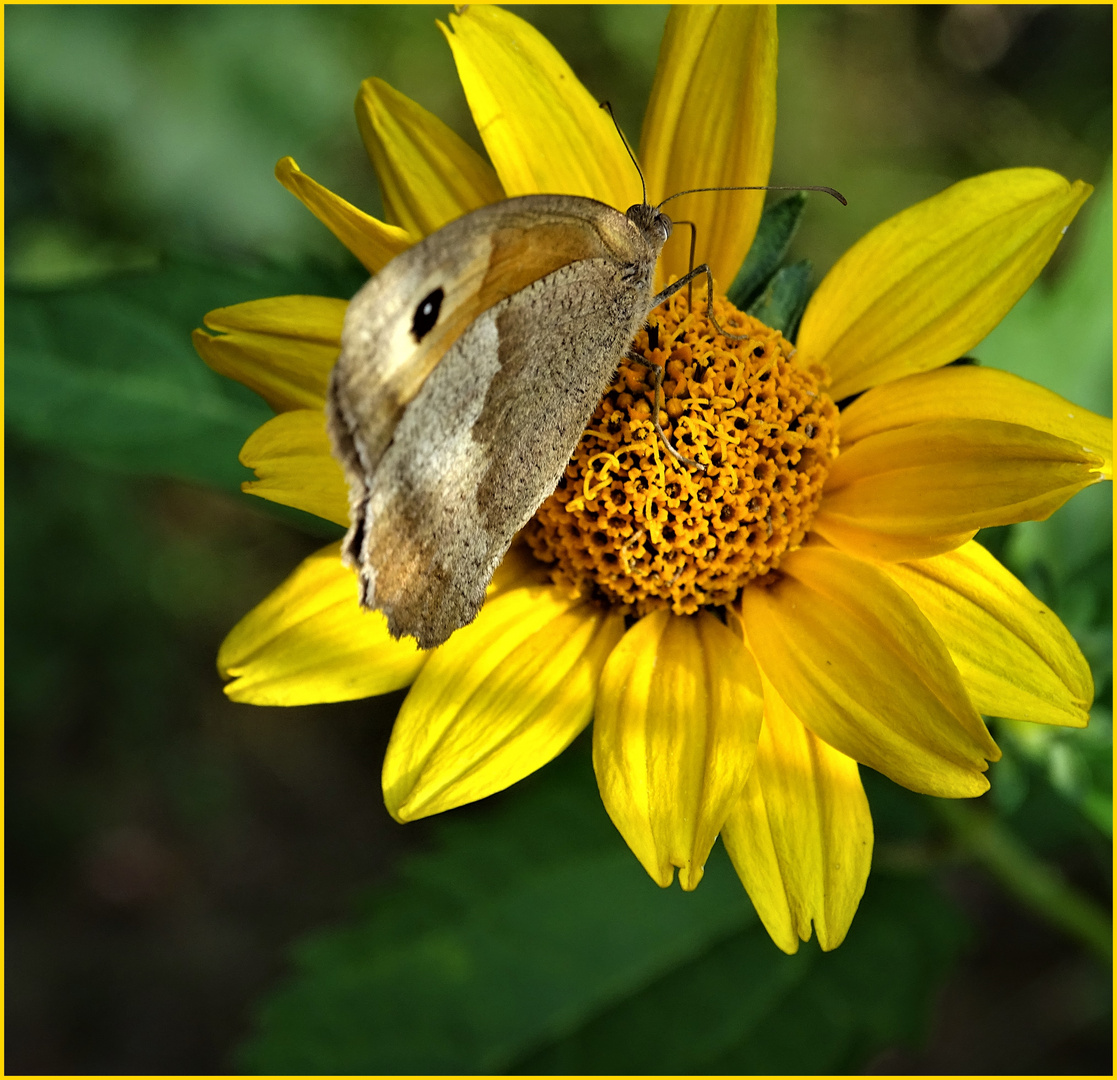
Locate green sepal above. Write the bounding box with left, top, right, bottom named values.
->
left=726, top=192, right=807, bottom=310
left=746, top=259, right=813, bottom=338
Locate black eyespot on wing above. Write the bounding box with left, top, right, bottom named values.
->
left=411, top=287, right=444, bottom=342
left=345, top=504, right=367, bottom=565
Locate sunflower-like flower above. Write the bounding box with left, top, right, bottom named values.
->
left=193, top=6, right=1111, bottom=953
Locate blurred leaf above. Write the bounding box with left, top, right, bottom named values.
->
left=6, top=257, right=363, bottom=492
left=984, top=389, right=1111, bottom=846
left=514, top=872, right=966, bottom=1074
left=4, top=6, right=427, bottom=262
left=1003, top=483, right=1113, bottom=717
left=723, top=874, right=966, bottom=1074
left=239, top=745, right=749, bottom=1074
left=511, top=929, right=810, bottom=1074
left=988, top=749, right=1031, bottom=817
left=239, top=744, right=966, bottom=1075
left=974, top=162, right=1112, bottom=414
left=747, top=259, right=813, bottom=338
left=997, top=709, right=1113, bottom=840
left=727, top=192, right=807, bottom=309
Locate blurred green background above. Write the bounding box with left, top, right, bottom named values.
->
left=5, top=4, right=1112, bottom=1073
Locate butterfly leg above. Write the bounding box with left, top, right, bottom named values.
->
left=652, top=264, right=752, bottom=341
left=625, top=346, right=704, bottom=473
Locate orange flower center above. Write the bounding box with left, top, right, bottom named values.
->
left=526, top=288, right=840, bottom=615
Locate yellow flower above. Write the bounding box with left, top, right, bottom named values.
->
left=193, top=6, right=1111, bottom=953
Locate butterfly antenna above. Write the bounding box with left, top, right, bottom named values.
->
left=600, top=101, right=646, bottom=206
left=658, top=184, right=847, bottom=207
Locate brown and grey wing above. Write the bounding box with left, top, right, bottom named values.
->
left=326, top=193, right=649, bottom=483
left=355, top=258, right=648, bottom=649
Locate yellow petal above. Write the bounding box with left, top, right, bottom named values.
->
left=882, top=541, right=1093, bottom=728
left=640, top=4, right=777, bottom=288
left=355, top=76, right=504, bottom=237
left=219, top=542, right=425, bottom=705
left=240, top=410, right=349, bottom=526
left=193, top=296, right=346, bottom=411
left=275, top=155, right=414, bottom=272
left=203, top=295, right=347, bottom=343
left=797, top=169, right=1092, bottom=400
left=441, top=6, right=634, bottom=208
left=488, top=540, right=553, bottom=595
left=737, top=544, right=999, bottom=797
left=814, top=419, right=1105, bottom=561
left=383, top=585, right=624, bottom=821
left=839, top=365, right=1114, bottom=481
left=721, top=677, right=873, bottom=954
left=593, top=609, right=765, bottom=891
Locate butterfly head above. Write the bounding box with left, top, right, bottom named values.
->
left=625, top=201, right=673, bottom=250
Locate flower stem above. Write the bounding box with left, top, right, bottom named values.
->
left=933, top=800, right=1112, bottom=966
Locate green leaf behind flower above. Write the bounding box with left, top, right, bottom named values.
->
left=747, top=259, right=814, bottom=338
left=727, top=191, right=807, bottom=310
left=5, top=257, right=363, bottom=492
left=238, top=742, right=967, bottom=1075
left=513, top=873, right=964, bottom=1074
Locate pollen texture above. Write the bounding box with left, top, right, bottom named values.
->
left=526, top=289, right=840, bottom=616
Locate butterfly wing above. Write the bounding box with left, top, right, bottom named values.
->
left=327, top=195, right=661, bottom=648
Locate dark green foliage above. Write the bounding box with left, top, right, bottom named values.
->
left=724, top=194, right=815, bottom=337
left=239, top=743, right=967, bottom=1076
left=6, top=258, right=363, bottom=492
left=516, top=874, right=965, bottom=1075
left=746, top=259, right=814, bottom=339
left=238, top=747, right=747, bottom=1073
left=726, top=192, right=807, bottom=310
